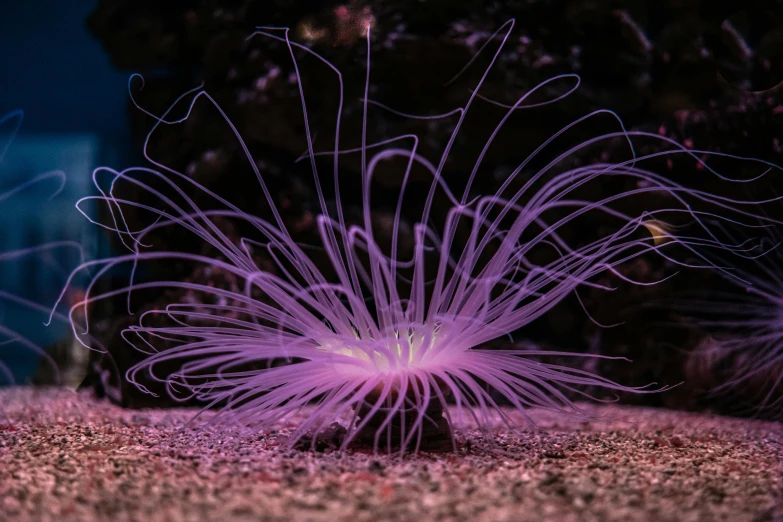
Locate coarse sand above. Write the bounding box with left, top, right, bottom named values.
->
left=0, top=387, right=781, bottom=522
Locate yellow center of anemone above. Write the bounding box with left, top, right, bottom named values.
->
left=315, top=327, right=439, bottom=372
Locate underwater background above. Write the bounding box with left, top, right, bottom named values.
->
left=2, top=4, right=783, bottom=522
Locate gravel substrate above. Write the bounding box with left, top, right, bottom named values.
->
left=1, top=387, right=781, bottom=522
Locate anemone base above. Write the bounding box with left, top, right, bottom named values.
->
left=352, top=393, right=454, bottom=452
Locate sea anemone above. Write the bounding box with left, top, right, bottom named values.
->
left=0, top=110, right=84, bottom=390
left=676, top=222, right=783, bottom=420
left=57, top=21, right=783, bottom=453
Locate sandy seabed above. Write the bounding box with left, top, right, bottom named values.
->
left=0, top=388, right=781, bottom=522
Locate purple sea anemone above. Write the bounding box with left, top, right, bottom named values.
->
left=57, top=22, right=783, bottom=453
left=0, top=110, right=84, bottom=390
left=677, top=223, right=783, bottom=420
